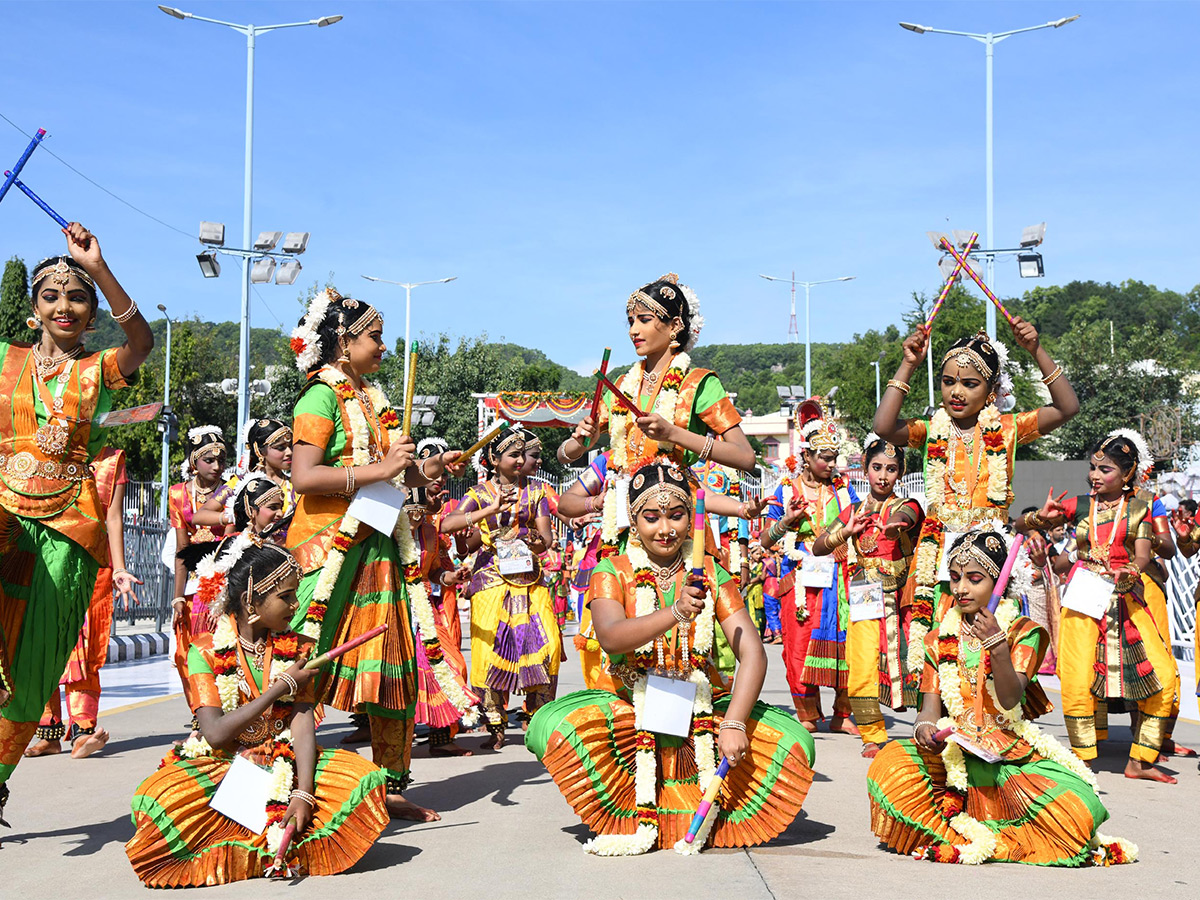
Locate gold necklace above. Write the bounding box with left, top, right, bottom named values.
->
left=33, top=343, right=84, bottom=378
left=649, top=552, right=685, bottom=591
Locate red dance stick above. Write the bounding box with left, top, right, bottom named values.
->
left=939, top=238, right=1015, bottom=325
left=986, top=534, right=1025, bottom=613
left=589, top=347, right=611, bottom=422
left=592, top=370, right=646, bottom=417
left=925, top=232, right=978, bottom=330
left=264, top=819, right=298, bottom=878
left=304, top=624, right=388, bottom=670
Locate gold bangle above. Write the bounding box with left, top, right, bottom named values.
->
left=886, top=379, right=911, bottom=395
left=1042, top=365, right=1064, bottom=386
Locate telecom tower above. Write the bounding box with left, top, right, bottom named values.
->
left=787, top=270, right=798, bottom=343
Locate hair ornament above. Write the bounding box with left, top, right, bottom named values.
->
left=290, top=287, right=341, bottom=372
left=1101, top=428, right=1154, bottom=484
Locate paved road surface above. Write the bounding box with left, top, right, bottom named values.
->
left=3, top=633, right=1197, bottom=898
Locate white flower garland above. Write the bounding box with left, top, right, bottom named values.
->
left=925, top=407, right=1007, bottom=514
left=289, top=289, right=335, bottom=372
left=610, top=351, right=691, bottom=471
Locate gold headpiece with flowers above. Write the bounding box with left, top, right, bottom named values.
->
left=797, top=397, right=840, bottom=452
left=629, top=460, right=692, bottom=517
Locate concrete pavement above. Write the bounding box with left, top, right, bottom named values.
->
left=3, top=637, right=1197, bottom=898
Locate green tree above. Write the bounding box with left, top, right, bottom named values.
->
left=0, top=256, right=35, bottom=343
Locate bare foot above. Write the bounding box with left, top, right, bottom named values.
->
left=829, top=716, right=860, bottom=736
left=23, top=738, right=61, bottom=758
left=385, top=794, right=441, bottom=821
left=339, top=725, right=372, bottom=745
left=430, top=741, right=474, bottom=757
left=481, top=731, right=506, bottom=750
left=1161, top=740, right=1198, bottom=759
left=70, top=728, right=109, bottom=759
left=798, top=719, right=818, bottom=734
left=1124, top=759, right=1177, bottom=784
left=861, top=742, right=881, bottom=759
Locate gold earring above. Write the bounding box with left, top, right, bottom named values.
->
left=247, top=610, right=261, bottom=624
left=669, top=330, right=681, bottom=350
left=25, top=316, right=39, bottom=330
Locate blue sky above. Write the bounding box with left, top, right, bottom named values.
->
left=0, top=1, right=1194, bottom=376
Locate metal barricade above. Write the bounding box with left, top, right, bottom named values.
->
left=118, top=514, right=174, bottom=632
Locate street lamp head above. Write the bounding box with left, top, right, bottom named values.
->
left=156, top=303, right=167, bottom=313
left=1052, top=15, right=1080, bottom=28
left=835, top=276, right=855, bottom=282
left=361, top=275, right=381, bottom=282
left=158, top=5, right=188, bottom=20
left=315, top=15, right=343, bottom=27
left=438, top=276, right=458, bottom=284
left=899, top=22, right=928, bottom=34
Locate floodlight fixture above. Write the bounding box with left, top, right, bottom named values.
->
left=220, top=378, right=238, bottom=395
left=1017, top=252, right=1044, bottom=278
left=275, top=259, right=302, bottom=285
left=827, top=385, right=840, bottom=399
left=926, top=231, right=952, bottom=251
left=250, top=257, right=276, bottom=283
left=199, top=221, right=225, bottom=245
left=196, top=251, right=221, bottom=278
left=418, top=411, right=436, bottom=427
left=254, top=230, right=283, bottom=251
left=790, top=385, right=805, bottom=398
left=937, top=255, right=961, bottom=283
left=425, top=395, right=439, bottom=406
left=282, top=232, right=310, bottom=254
left=952, top=229, right=976, bottom=250
left=1019, top=222, right=1047, bottom=247
left=899, top=22, right=928, bottom=34
left=776, top=385, right=789, bottom=399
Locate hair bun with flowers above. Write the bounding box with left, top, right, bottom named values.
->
left=1103, top=428, right=1154, bottom=485
left=290, top=287, right=340, bottom=372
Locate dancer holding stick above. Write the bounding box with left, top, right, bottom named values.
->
left=868, top=529, right=1135, bottom=867
left=528, top=461, right=815, bottom=855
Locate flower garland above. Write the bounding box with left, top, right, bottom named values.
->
left=610, top=352, right=691, bottom=472
left=289, top=289, right=335, bottom=372
left=298, top=366, right=477, bottom=726
left=915, top=600, right=1119, bottom=865
left=583, top=533, right=717, bottom=856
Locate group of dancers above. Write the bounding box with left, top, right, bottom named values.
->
left=3, top=232, right=1195, bottom=885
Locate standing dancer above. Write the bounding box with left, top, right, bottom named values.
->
left=438, top=428, right=559, bottom=748
left=760, top=398, right=859, bottom=733
left=528, top=461, right=815, bottom=855
left=407, top=439, right=476, bottom=757
left=287, top=289, right=461, bottom=821
left=126, top=539, right=389, bottom=886
left=25, top=447, right=139, bottom=759
left=873, top=321, right=1077, bottom=675
left=868, top=530, right=1135, bottom=867
left=812, top=437, right=923, bottom=756
left=1022, top=431, right=1177, bottom=782
left=0, top=226, right=153, bottom=828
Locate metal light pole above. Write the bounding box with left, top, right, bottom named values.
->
left=158, top=6, right=342, bottom=436
left=900, top=15, right=1078, bottom=339
left=360, top=275, right=457, bottom=396
left=871, top=350, right=886, bottom=407
left=760, top=274, right=855, bottom=398
left=157, top=304, right=173, bottom=519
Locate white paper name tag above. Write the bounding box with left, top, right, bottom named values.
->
left=496, top=538, right=534, bottom=575
left=210, top=754, right=272, bottom=834
left=346, top=480, right=407, bottom=536
left=1062, top=567, right=1115, bottom=620
left=947, top=731, right=1003, bottom=764
left=614, top=475, right=631, bottom=529
left=641, top=673, right=698, bottom=738
left=801, top=554, right=835, bottom=589
left=936, top=532, right=964, bottom=582
left=848, top=581, right=885, bottom=621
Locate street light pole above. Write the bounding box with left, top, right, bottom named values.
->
left=899, top=15, right=1079, bottom=339
left=760, top=274, right=855, bottom=398
left=360, top=275, right=458, bottom=396
left=157, top=305, right=173, bottom=520
left=871, top=350, right=886, bottom=407
left=158, top=6, right=342, bottom=436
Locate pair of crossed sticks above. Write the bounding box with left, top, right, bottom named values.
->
left=924, top=232, right=1015, bottom=330
left=1, top=128, right=71, bottom=229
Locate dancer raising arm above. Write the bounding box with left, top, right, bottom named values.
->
left=0, top=225, right=151, bottom=831
left=871, top=319, right=1077, bottom=673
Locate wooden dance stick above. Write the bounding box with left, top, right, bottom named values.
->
left=0, top=128, right=45, bottom=205
left=591, top=370, right=646, bottom=417
left=691, top=489, right=707, bottom=577
left=401, top=341, right=419, bottom=436
left=589, top=347, right=611, bottom=422
left=986, top=534, right=1025, bottom=613
left=5, top=174, right=69, bottom=229
left=454, top=420, right=510, bottom=465
left=264, top=819, right=299, bottom=878
left=303, top=625, right=388, bottom=670
left=685, top=757, right=731, bottom=844
left=939, top=238, right=1016, bottom=326
left=924, top=232, right=978, bottom=330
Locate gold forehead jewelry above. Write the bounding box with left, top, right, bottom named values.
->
left=33, top=259, right=95, bottom=291
left=947, top=540, right=1001, bottom=579
left=263, top=425, right=292, bottom=447
left=984, top=535, right=1003, bottom=553
left=254, top=551, right=302, bottom=597
left=347, top=304, right=382, bottom=335
left=942, top=343, right=994, bottom=381
left=489, top=430, right=525, bottom=461
left=626, top=290, right=669, bottom=319
left=659, top=285, right=677, bottom=301
left=630, top=465, right=691, bottom=516
left=882, top=442, right=898, bottom=459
